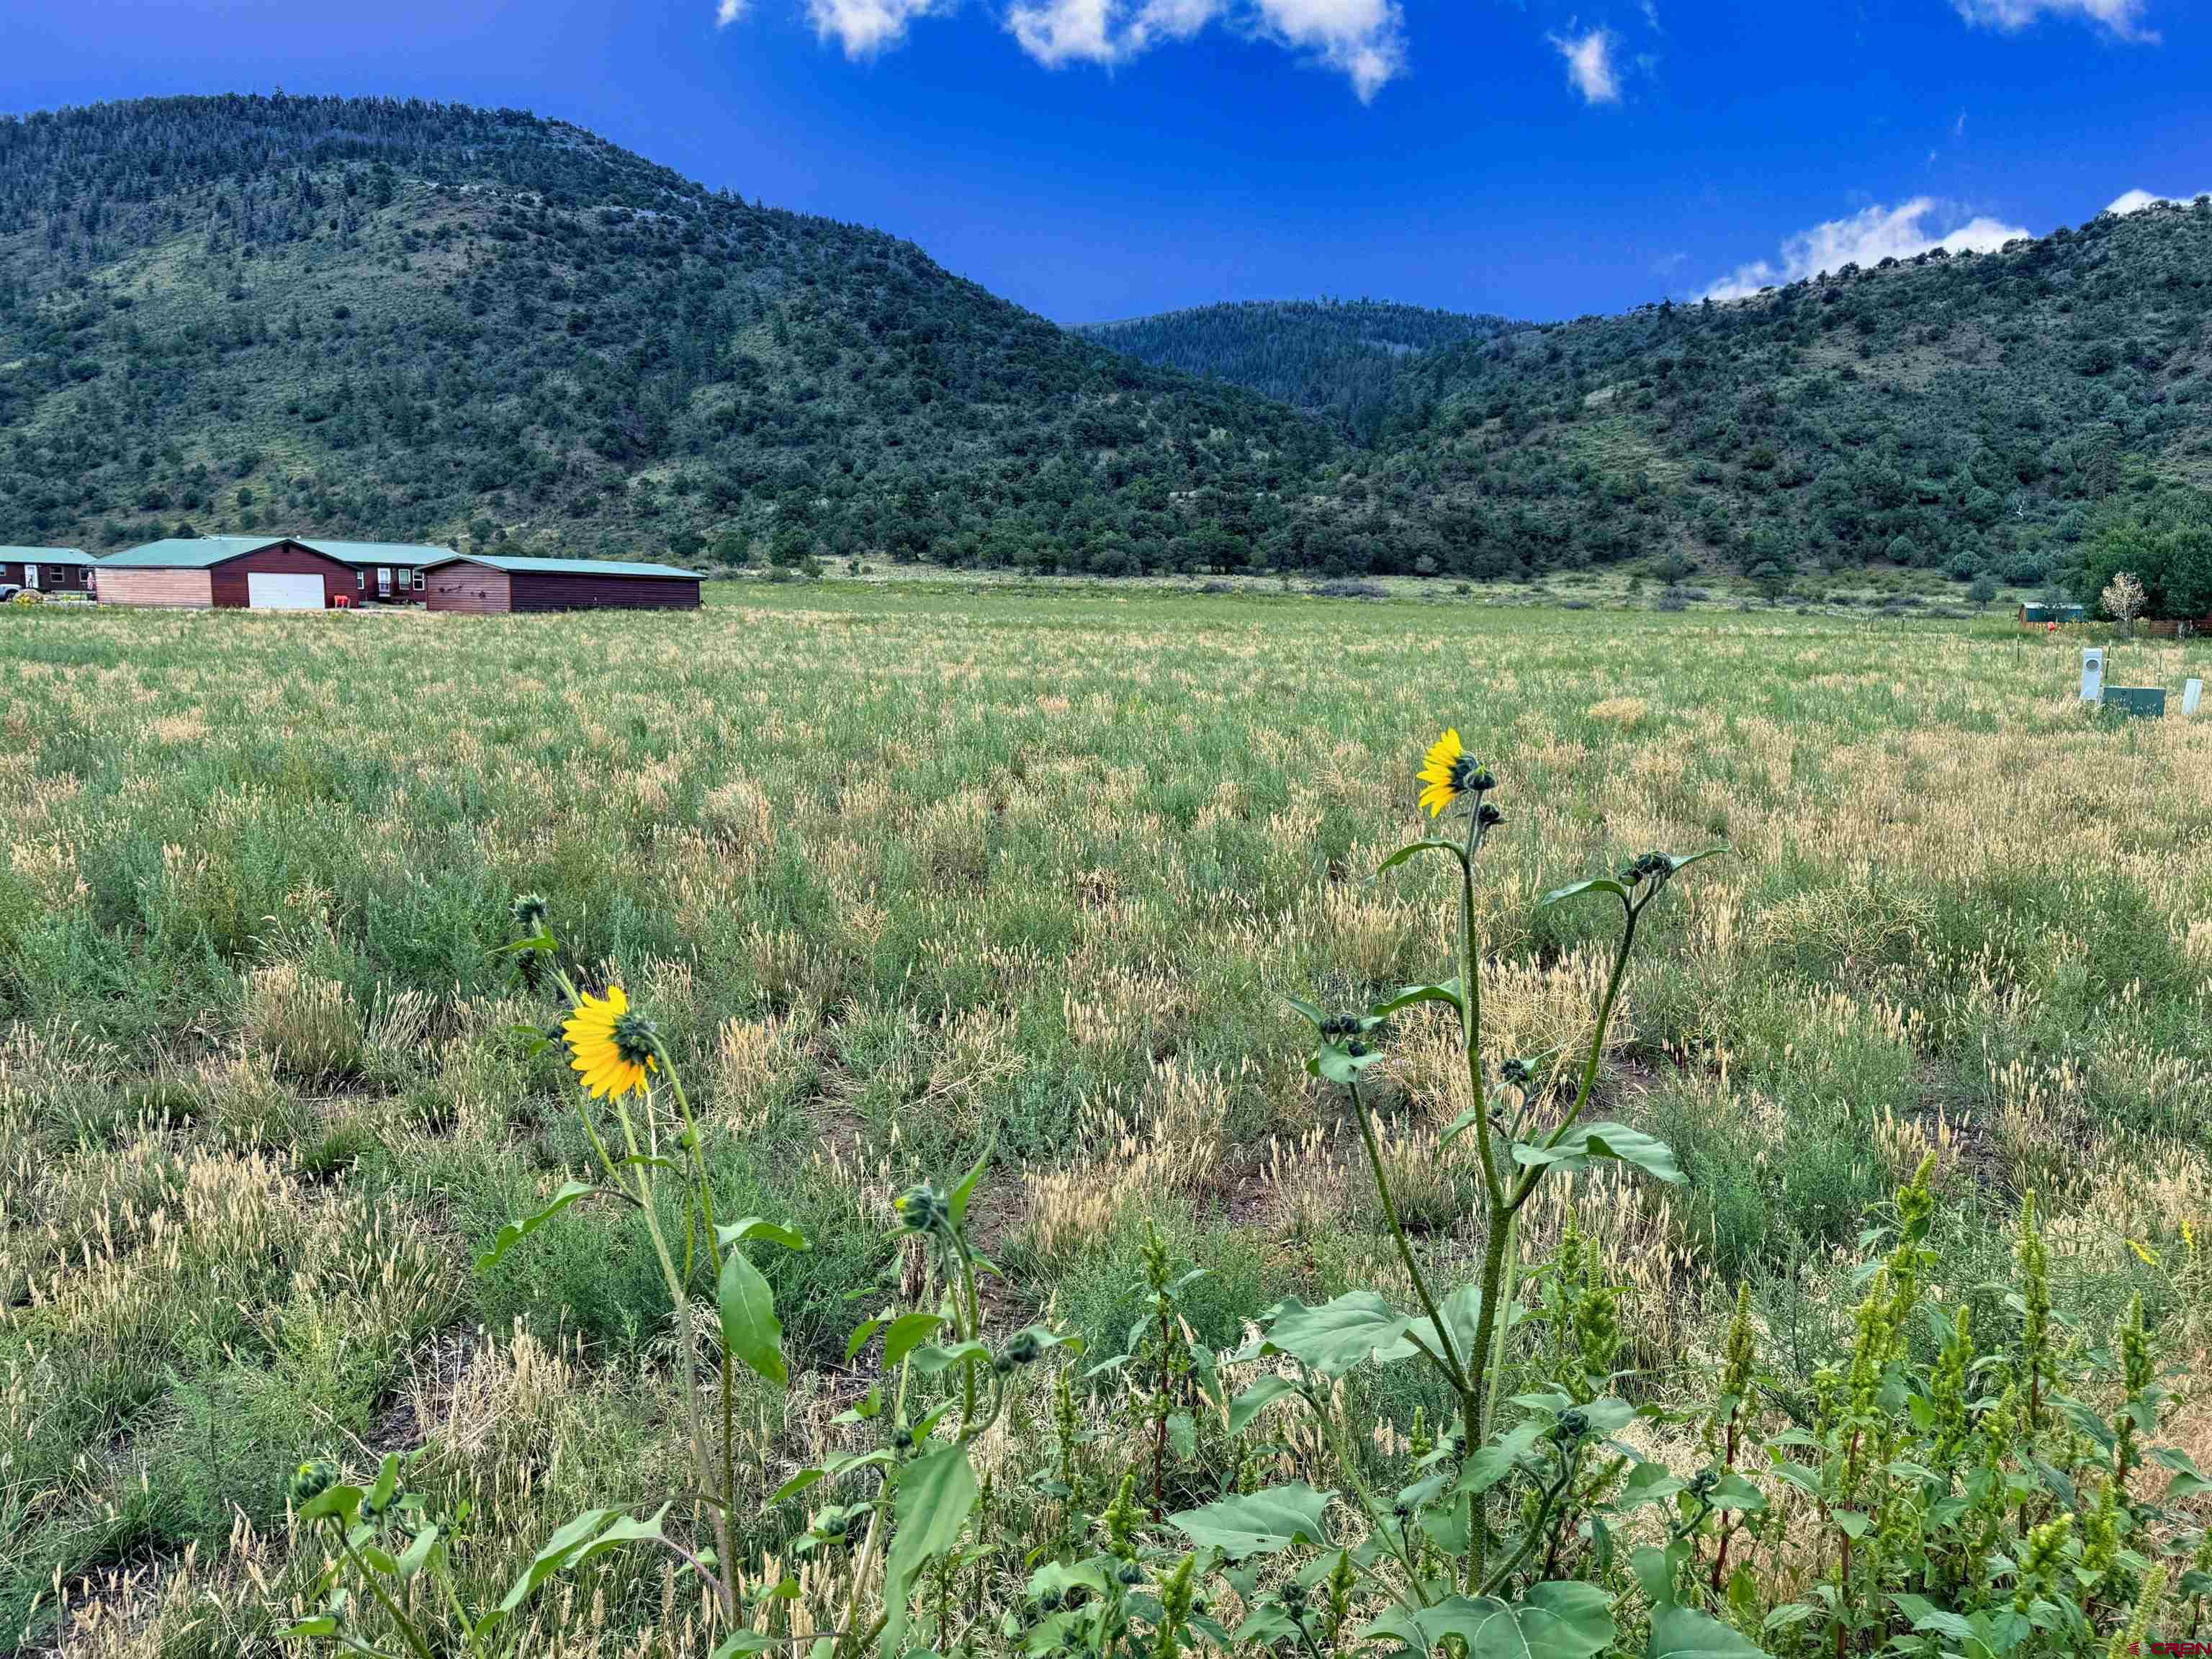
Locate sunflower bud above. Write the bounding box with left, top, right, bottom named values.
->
left=1005, top=1328, right=1044, bottom=1367
left=895, top=1184, right=948, bottom=1232
left=511, top=894, right=549, bottom=930
left=291, top=1457, right=339, bottom=1508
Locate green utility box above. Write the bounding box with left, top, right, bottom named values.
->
left=2102, top=687, right=2166, bottom=719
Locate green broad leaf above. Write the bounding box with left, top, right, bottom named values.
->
left=947, top=1134, right=994, bottom=1233
left=904, top=1339, right=990, bottom=1375
left=1377, top=839, right=1465, bottom=876
left=710, top=1635, right=786, bottom=1659
left=1254, top=1292, right=1413, bottom=1375
left=395, top=1522, right=439, bottom=1580
left=881, top=1444, right=978, bottom=1658
left=1830, top=1509, right=1871, bottom=1540
left=1166, top=1483, right=1335, bottom=1560
left=845, top=1314, right=886, bottom=1362
left=482, top=1506, right=661, bottom=1632
left=1166, top=1412, right=1197, bottom=1460
left=1439, top=1103, right=1491, bottom=1149
left=1414, top=1583, right=1614, bottom=1658
left=716, top=1215, right=809, bottom=1252
left=1666, top=848, right=1730, bottom=876
left=1310, top=1043, right=1388, bottom=1086
left=475, top=1179, right=596, bottom=1272
left=367, top=1453, right=400, bottom=1515
left=1370, top=979, right=1463, bottom=1017
left=1890, top=1594, right=1977, bottom=1643
left=2154, top=1446, right=2212, bottom=1499
left=1539, top=876, right=1631, bottom=910
left=1770, top=1462, right=1823, bottom=1500
left=1417, top=1493, right=1469, bottom=1556
left=1228, top=1375, right=1303, bottom=1436
left=1235, top=1604, right=1307, bottom=1644
left=770, top=1467, right=827, bottom=1505
left=1457, top=1419, right=1545, bottom=1496
left=1514, top=1123, right=1683, bottom=1184
left=1710, top=1471, right=1766, bottom=1514
left=1285, top=995, right=1328, bottom=1030
left=1647, top=1604, right=1768, bottom=1657
left=1613, top=1461, right=1686, bottom=1510
left=1634, top=1544, right=1681, bottom=1611
left=1760, top=1603, right=1822, bottom=1635
left=297, top=1483, right=365, bottom=1526
left=1388, top=1280, right=1486, bottom=1370
left=880, top=1310, right=948, bottom=1367
left=717, top=1248, right=787, bottom=1387
left=282, top=1619, right=340, bottom=1639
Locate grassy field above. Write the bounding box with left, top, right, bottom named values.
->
left=4, top=583, right=2210, bottom=1653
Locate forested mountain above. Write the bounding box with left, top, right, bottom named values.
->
left=1, top=94, right=2208, bottom=591
left=0, top=95, right=1338, bottom=573
left=1079, top=300, right=1510, bottom=444
left=1089, top=204, right=2212, bottom=591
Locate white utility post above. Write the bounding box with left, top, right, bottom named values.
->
left=2080, top=647, right=2105, bottom=703
left=2185, top=678, right=2204, bottom=716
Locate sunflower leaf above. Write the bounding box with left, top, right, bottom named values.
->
left=475, top=1181, right=598, bottom=1274
left=1377, top=840, right=1466, bottom=877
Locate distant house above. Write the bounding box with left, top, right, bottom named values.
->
left=99, top=536, right=360, bottom=608
left=2019, top=603, right=2086, bottom=625
left=1, top=547, right=96, bottom=596
left=96, top=536, right=458, bottom=608
left=421, top=554, right=702, bottom=613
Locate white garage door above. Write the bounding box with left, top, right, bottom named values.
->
left=246, top=572, right=326, bottom=610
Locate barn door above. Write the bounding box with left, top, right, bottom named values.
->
left=377, top=567, right=392, bottom=597
left=22, top=565, right=37, bottom=591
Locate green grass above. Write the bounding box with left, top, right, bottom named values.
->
left=2, top=583, right=2208, bottom=1649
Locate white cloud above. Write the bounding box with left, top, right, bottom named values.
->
left=805, top=0, right=945, bottom=55
left=1702, top=197, right=2029, bottom=300
left=1002, top=0, right=1405, bottom=100
left=1249, top=0, right=1406, bottom=101
left=2105, top=186, right=2208, bottom=215
left=1550, top=26, right=1619, bottom=103
left=1005, top=0, right=1220, bottom=68
left=716, top=0, right=745, bottom=22
left=1949, top=0, right=2156, bottom=40
left=1952, top=109, right=1966, bottom=137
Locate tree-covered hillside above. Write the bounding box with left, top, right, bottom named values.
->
left=3, top=95, right=2208, bottom=590
left=0, top=95, right=1339, bottom=572
left=1097, top=203, right=2212, bottom=590
left=1079, top=300, right=1510, bottom=445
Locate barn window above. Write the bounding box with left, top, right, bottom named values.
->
left=356, top=572, right=366, bottom=591
left=413, top=570, right=426, bottom=591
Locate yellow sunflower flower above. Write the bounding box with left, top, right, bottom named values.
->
left=1417, top=729, right=1465, bottom=818
left=563, top=984, right=659, bottom=1101
left=1416, top=729, right=1494, bottom=819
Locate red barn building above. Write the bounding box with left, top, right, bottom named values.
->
left=421, top=554, right=703, bottom=613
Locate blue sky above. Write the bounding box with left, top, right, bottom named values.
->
left=5, top=0, right=2207, bottom=325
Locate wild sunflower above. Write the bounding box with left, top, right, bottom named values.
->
left=1416, top=729, right=1494, bottom=819
left=563, top=985, right=659, bottom=1101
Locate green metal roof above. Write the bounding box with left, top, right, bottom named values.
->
left=423, top=554, right=701, bottom=580
left=103, top=536, right=455, bottom=570
left=300, top=539, right=457, bottom=567
left=102, top=536, right=284, bottom=569
left=1, top=546, right=94, bottom=565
